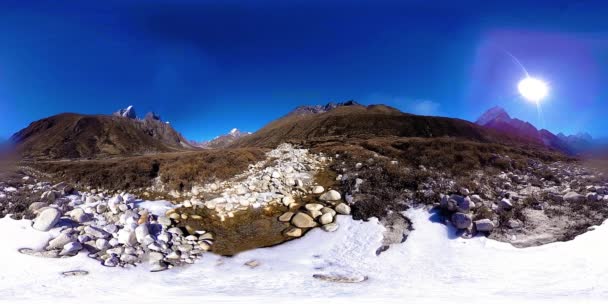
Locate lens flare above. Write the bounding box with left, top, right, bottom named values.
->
left=518, top=77, right=548, bottom=103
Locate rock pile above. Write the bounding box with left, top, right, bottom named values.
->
left=28, top=186, right=213, bottom=271
left=154, top=143, right=330, bottom=221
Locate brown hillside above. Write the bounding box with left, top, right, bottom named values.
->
left=11, top=113, right=195, bottom=160
left=233, top=104, right=548, bottom=150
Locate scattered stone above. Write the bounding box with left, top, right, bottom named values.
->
left=278, top=212, right=294, bottom=222
left=312, top=186, right=325, bottom=194
left=499, top=198, right=513, bottom=210
left=335, top=203, right=351, bottom=215
left=32, top=208, right=61, bottom=231
left=305, top=203, right=324, bottom=212
left=322, top=222, right=339, bottom=232
left=284, top=227, right=303, bottom=237
left=282, top=196, right=295, bottom=206
left=245, top=260, right=260, bottom=268
left=60, top=241, right=82, bottom=256
left=319, top=212, right=334, bottom=225
left=84, top=226, right=110, bottom=239
left=320, top=190, right=341, bottom=201
left=451, top=212, right=472, bottom=229
left=474, top=219, right=495, bottom=232
left=291, top=212, right=317, bottom=228
left=564, top=192, right=585, bottom=203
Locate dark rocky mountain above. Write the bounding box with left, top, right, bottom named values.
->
left=113, top=105, right=136, bottom=119
left=475, top=106, right=576, bottom=154
left=193, top=128, right=252, bottom=149
left=232, top=102, right=543, bottom=149
left=11, top=110, right=195, bottom=160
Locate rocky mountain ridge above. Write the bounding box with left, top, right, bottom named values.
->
left=475, top=106, right=600, bottom=155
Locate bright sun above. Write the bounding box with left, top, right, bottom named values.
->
left=518, top=77, right=548, bottom=103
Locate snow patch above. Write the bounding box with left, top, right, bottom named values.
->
left=1, top=209, right=607, bottom=303
left=134, top=200, right=175, bottom=217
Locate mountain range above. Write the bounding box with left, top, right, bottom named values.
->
left=475, top=106, right=602, bottom=155
left=7, top=102, right=603, bottom=160
left=10, top=106, right=193, bottom=160
left=192, top=128, right=252, bottom=149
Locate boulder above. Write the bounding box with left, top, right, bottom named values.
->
left=282, top=196, right=295, bottom=206
left=312, top=186, right=325, bottom=194
left=60, top=241, right=83, bottom=256
left=450, top=212, right=472, bottom=229
left=28, top=202, right=49, bottom=213
left=564, top=192, right=585, bottom=203
left=319, top=213, right=334, bottom=225
left=456, top=196, right=474, bottom=213
left=117, top=229, right=137, bottom=246
left=284, top=227, right=303, bottom=237
left=135, top=224, right=150, bottom=243
left=84, top=226, right=111, bottom=239
left=474, top=219, right=495, bottom=232
left=47, top=231, right=76, bottom=250
left=499, top=198, right=513, bottom=210
left=320, top=190, right=341, bottom=201
left=291, top=212, right=317, bottom=228
left=335, top=203, right=351, bottom=215
left=96, top=239, right=110, bottom=251
left=322, top=223, right=339, bottom=232
left=305, top=203, right=324, bottom=212
left=32, top=208, right=61, bottom=231
left=278, top=212, right=294, bottom=222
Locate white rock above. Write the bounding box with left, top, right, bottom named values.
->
left=285, top=227, right=302, bottom=237
left=60, top=241, right=82, bottom=256
left=117, top=229, right=137, bottom=246
left=335, top=203, right=351, bottom=215
left=103, top=255, right=119, bottom=267
left=322, top=222, right=339, bottom=232
left=282, top=196, right=295, bottom=206
left=312, top=186, right=325, bottom=194
left=319, top=213, right=334, bottom=225
left=135, top=224, right=150, bottom=243
left=291, top=212, right=317, bottom=228
left=96, top=239, right=110, bottom=251
left=84, top=226, right=111, bottom=239
left=32, top=208, right=61, bottom=231
left=320, top=190, right=341, bottom=201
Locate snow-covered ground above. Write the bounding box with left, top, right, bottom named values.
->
left=1, top=208, right=607, bottom=304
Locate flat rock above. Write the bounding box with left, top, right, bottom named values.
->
left=474, top=219, right=495, bottom=232
left=564, top=191, right=585, bottom=203
left=278, top=212, right=294, bottom=222
left=284, top=227, right=303, bottom=237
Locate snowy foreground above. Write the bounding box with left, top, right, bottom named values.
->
left=1, top=207, right=607, bottom=304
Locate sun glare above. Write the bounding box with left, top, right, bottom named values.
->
left=518, top=77, right=548, bottom=103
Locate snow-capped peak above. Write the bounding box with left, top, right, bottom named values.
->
left=229, top=128, right=239, bottom=136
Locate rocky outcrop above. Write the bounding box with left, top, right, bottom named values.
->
left=113, top=105, right=136, bottom=119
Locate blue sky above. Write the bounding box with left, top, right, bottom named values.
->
left=1, top=0, right=607, bottom=141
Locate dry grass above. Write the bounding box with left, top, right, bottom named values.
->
left=25, top=148, right=267, bottom=193
left=313, top=137, right=569, bottom=221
